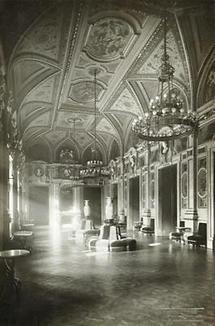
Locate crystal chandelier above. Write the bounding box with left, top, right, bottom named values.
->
left=132, top=17, right=198, bottom=142
left=80, top=69, right=110, bottom=178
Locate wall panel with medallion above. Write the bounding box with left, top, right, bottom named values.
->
left=181, top=162, right=188, bottom=209
left=198, top=157, right=207, bottom=208
left=142, top=173, right=146, bottom=209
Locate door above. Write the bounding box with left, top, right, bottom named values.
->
left=128, top=176, right=140, bottom=229
left=158, top=164, right=177, bottom=235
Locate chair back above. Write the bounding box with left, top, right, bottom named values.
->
left=81, top=219, right=93, bottom=230
left=180, top=221, right=185, bottom=227
left=99, top=225, right=110, bottom=240
left=109, top=226, right=118, bottom=241
left=85, top=220, right=93, bottom=230
left=198, top=223, right=207, bottom=240
left=150, top=219, right=155, bottom=230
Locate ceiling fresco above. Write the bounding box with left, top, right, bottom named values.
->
left=2, top=0, right=212, bottom=163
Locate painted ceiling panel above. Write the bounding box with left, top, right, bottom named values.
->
left=4, top=0, right=208, bottom=163
left=99, top=133, right=115, bottom=147
left=113, top=112, right=133, bottom=129
left=44, top=130, right=67, bottom=146
left=138, top=80, right=158, bottom=102
left=109, top=88, right=142, bottom=117
left=20, top=103, right=45, bottom=120
left=138, top=31, right=187, bottom=84
left=68, top=80, right=104, bottom=103
left=74, top=132, right=92, bottom=148
left=13, top=60, right=45, bottom=94
left=55, top=111, right=92, bottom=130
left=22, top=75, right=56, bottom=105
left=28, top=112, right=50, bottom=127
left=23, top=127, right=48, bottom=144
left=84, top=17, right=134, bottom=62
left=15, top=8, right=61, bottom=61
left=96, top=117, right=118, bottom=136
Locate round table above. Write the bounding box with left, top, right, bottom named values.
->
left=0, top=249, right=30, bottom=258
left=0, top=249, right=30, bottom=275
left=0, top=249, right=30, bottom=306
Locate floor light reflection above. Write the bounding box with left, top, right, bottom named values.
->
left=148, top=242, right=161, bottom=247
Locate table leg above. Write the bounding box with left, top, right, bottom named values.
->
left=0, top=258, right=21, bottom=306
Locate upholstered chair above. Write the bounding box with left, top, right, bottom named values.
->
left=187, top=223, right=207, bottom=247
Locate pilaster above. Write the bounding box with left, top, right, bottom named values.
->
left=142, top=142, right=151, bottom=227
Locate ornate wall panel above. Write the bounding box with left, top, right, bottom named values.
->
left=205, top=60, right=215, bottom=103
left=181, top=162, right=188, bottom=209
left=151, top=169, right=155, bottom=208
left=142, top=173, right=146, bottom=208
left=198, top=157, right=207, bottom=208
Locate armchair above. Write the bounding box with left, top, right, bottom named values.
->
left=187, top=223, right=207, bottom=247
left=141, top=219, right=154, bottom=235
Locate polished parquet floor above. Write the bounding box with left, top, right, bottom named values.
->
left=4, top=226, right=215, bottom=326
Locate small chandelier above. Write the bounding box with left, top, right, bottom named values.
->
left=80, top=69, right=109, bottom=178
left=132, top=17, right=198, bottom=142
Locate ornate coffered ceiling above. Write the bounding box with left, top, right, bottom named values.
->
left=1, top=0, right=212, bottom=163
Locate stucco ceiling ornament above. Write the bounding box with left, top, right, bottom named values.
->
left=85, top=17, right=132, bottom=61
left=69, top=80, right=104, bottom=103
left=132, top=17, right=199, bottom=142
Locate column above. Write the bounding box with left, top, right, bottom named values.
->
left=21, top=182, right=29, bottom=224
left=192, top=128, right=198, bottom=232
left=16, top=170, right=21, bottom=229
left=142, top=142, right=151, bottom=227
left=118, top=158, right=126, bottom=223
left=0, top=122, right=10, bottom=247
left=49, top=182, right=60, bottom=228
left=72, top=186, right=82, bottom=223
left=0, top=141, right=4, bottom=248
left=0, top=139, right=9, bottom=248
left=8, top=155, right=14, bottom=237
left=101, top=182, right=111, bottom=222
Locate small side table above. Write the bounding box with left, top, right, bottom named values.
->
left=0, top=249, right=30, bottom=306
